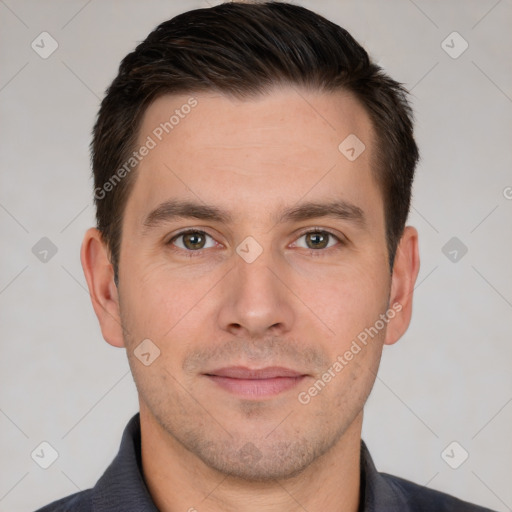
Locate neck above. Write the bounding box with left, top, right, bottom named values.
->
left=140, top=405, right=363, bottom=512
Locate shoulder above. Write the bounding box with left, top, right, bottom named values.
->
left=382, top=472, right=497, bottom=512
left=32, top=489, right=93, bottom=512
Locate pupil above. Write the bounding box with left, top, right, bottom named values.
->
left=307, top=232, right=327, bottom=249
left=185, top=232, right=204, bottom=249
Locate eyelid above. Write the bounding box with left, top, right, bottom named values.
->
left=166, top=228, right=220, bottom=244
left=290, top=227, right=345, bottom=249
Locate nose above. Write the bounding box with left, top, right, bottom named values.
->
left=216, top=248, right=295, bottom=339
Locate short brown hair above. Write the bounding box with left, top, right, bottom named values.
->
left=92, top=1, right=419, bottom=280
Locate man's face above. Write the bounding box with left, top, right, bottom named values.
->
left=114, top=87, right=395, bottom=480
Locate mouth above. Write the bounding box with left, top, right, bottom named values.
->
left=203, top=366, right=308, bottom=399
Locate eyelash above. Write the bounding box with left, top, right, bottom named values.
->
left=167, top=227, right=345, bottom=258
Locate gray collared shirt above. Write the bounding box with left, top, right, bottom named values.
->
left=34, top=413, right=497, bottom=511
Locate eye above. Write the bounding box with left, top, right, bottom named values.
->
left=167, top=228, right=343, bottom=255
left=169, top=230, right=218, bottom=251
left=293, top=229, right=341, bottom=250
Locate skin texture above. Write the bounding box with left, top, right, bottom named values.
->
left=81, top=86, right=420, bottom=512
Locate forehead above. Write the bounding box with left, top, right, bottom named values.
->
left=140, top=87, right=372, bottom=154
left=124, top=86, right=382, bottom=228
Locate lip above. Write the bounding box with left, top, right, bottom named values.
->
left=204, top=366, right=307, bottom=398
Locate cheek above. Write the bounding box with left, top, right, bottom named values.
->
left=295, top=262, right=390, bottom=343
left=118, top=258, right=220, bottom=355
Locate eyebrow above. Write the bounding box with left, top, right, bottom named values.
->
left=142, top=198, right=366, bottom=232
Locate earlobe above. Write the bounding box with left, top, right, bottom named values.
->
left=80, top=227, right=125, bottom=348
left=384, top=226, right=420, bottom=346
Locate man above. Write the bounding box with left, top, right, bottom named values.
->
left=35, top=1, right=497, bottom=511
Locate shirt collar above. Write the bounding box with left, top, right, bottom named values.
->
left=92, top=413, right=157, bottom=511
left=359, top=438, right=410, bottom=511
left=91, top=413, right=407, bottom=511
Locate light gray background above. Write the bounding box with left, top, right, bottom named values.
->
left=1, top=1, right=511, bottom=511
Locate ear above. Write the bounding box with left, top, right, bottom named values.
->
left=384, top=225, right=420, bottom=346
left=80, top=227, right=125, bottom=348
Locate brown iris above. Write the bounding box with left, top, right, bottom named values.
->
left=305, top=231, right=330, bottom=249
left=182, top=231, right=206, bottom=250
